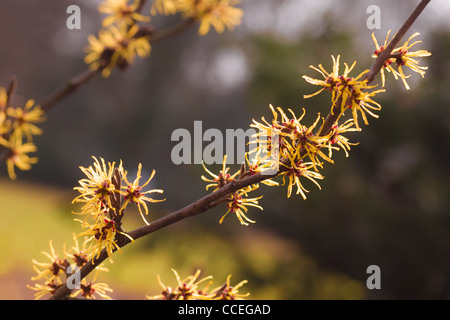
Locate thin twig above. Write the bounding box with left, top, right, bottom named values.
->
left=151, top=18, right=196, bottom=43
left=136, top=0, right=148, bottom=13
left=40, top=7, right=193, bottom=113
left=5, top=76, right=17, bottom=110
left=41, top=69, right=99, bottom=112
left=0, top=149, right=10, bottom=164
left=50, top=0, right=431, bottom=300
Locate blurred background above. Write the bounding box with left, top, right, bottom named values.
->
left=1, top=0, right=450, bottom=299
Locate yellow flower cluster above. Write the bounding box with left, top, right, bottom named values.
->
left=201, top=31, right=430, bottom=227
left=73, top=156, right=165, bottom=259
left=250, top=105, right=345, bottom=199
left=201, top=104, right=359, bottom=225
left=303, top=55, right=385, bottom=129
left=147, top=268, right=249, bottom=300
left=85, top=0, right=243, bottom=77
left=0, top=85, right=45, bottom=180
left=372, top=31, right=431, bottom=89
left=27, top=238, right=112, bottom=300
left=201, top=155, right=275, bottom=226
left=151, top=0, right=244, bottom=35
left=85, top=0, right=152, bottom=77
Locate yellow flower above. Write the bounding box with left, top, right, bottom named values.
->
left=85, top=24, right=151, bottom=77
left=221, top=186, right=263, bottom=226
left=64, top=234, right=99, bottom=268
left=372, top=31, right=431, bottom=89
left=75, top=217, right=132, bottom=260
left=325, top=119, right=361, bottom=158
left=6, top=99, right=45, bottom=141
left=304, top=55, right=372, bottom=112
left=85, top=29, right=118, bottom=77
left=71, top=279, right=113, bottom=299
left=151, top=0, right=179, bottom=15
left=244, top=151, right=279, bottom=186
left=0, top=110, right=9, bottom=135
left=70, top=266, right=113, bottom=300
left=28, top=278, right=64, bottom=300
left=177, top=0, right=243, bottom=35
left=210, top=274, right=249, bottom=300
left=303, top=55, right=385, bottom=128
left=251, top=105, right=333, bottom=172
left=72, top=156, right=118, bottom=217
left=250, top=104, right=284, bottom=162
left=201, top=155, right=264, bottom=226
left=201, top=155, right=239, bottom=191
left=198, top=0, right=243, bottom=36
left=371, top=30, right=396, bottom=88
left=292, top=111, right=334, bottom=171
left=342, top=84, right=385, bottom=129
left=0, top=135, right=38, bottom=180
left=120, top=164, right=165, bottom=225
left=99, top=0, right=150, bottom=27
left=303, top=55, right=342, bottom=100
left=250, top=104, right=311, bottom=163
left=280, top=159, right=323, bottom=199
left=392, top=33, right=431, bottom=90
left=30, top=240, right=70, bottom=283
left=147, top=269, right=213, bottom=300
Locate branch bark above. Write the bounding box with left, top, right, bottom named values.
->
left=40, top=69, right=99, bottom=112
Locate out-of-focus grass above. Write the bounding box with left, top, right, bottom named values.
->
left=0, top=178, right=366, bottom=299
left=0, top=178, right=75, bottom=275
